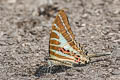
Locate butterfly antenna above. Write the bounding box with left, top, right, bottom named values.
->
left=88, top=53, right=111, bottom=58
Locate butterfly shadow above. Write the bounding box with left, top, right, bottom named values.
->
left=34, top=65, right=71, bottom=77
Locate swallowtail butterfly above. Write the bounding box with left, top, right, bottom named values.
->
left=46, top=10, right=110, bottom=67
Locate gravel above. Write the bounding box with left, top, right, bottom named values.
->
left=0, top=0, right=120, bottom=80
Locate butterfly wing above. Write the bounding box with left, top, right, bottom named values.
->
left=49, top=10, right=80, bottom=67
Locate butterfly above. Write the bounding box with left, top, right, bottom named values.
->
left=46, top=10, right=110, bottom=68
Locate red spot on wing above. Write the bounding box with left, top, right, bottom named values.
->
left=75, top=55, right=81, bottom=62
left=59, top=48, right=70, bottom=54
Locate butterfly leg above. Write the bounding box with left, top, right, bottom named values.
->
left=60, top=65, right=66, bottom=72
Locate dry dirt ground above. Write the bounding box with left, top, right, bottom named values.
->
left=0, top=0, right=120, bottom=80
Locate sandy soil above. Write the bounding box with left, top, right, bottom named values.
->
left=0, top=0, right=120, bottom=80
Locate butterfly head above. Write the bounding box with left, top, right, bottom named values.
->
left=79, top=54, right=90, bottom=64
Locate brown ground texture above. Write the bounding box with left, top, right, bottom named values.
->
left=0, top=0, right=120, bottom=80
